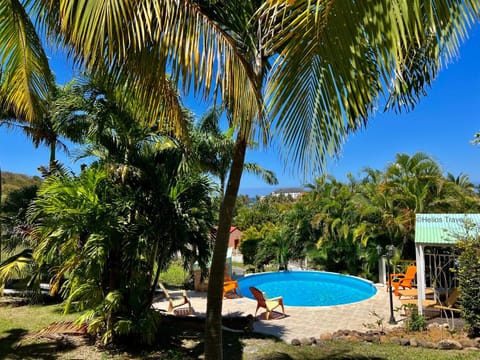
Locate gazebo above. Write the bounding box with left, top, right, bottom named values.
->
left=414, top=213, right=480, bottom=314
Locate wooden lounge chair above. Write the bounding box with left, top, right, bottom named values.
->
left=401, top=288, right=461, bottom=328
left=158, top=283, right=193, bottom=314
left=397, top=288, right=434, bottom=299
left=388, top=265, right=416, bottom=296
left=249, top=286, right=285, bottom=320
left=223, top=275, right=241, bottom=298
left=401, top=288, right=460, bottom=313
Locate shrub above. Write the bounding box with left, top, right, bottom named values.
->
left=456, top=232, right=480, bottom=338
left=404, top=306, right=426, bottom=332
left=239, top=238, right=261, bottom=266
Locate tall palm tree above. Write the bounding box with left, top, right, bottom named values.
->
left=0, top=117, right=69, bottom=166
left=12, top=1, right=480, bottom=357
left=0, top=167, right=2, bottom=263
left=194, top=107, right=278, bottom=195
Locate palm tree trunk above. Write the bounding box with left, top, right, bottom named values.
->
left=204, top=134, right=247, bottom=360
left=49, top=141, right=56, bottom=171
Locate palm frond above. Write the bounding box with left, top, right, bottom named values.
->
left=25, top=321, right=88, bottom=339
left=243, top=162, right=278, bottom=185
left=260, top=0, right=480, bottom=177
left=40, top=0, right=264, bottom=138
left=0, top=0, right=54, bottom=122
left=0, top=248, right=34, bottom=285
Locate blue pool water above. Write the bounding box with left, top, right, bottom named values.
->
left=238, top=271, right=377, bottom=306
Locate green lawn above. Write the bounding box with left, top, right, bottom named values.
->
left=242, top=337, right=478, bottom=360
left=1, top=302, right=479, bottom=359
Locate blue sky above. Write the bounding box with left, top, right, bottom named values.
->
left=1, top=28, right=480, bottom=197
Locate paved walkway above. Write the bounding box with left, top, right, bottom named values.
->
left=153, top=283, right=404, bottom=343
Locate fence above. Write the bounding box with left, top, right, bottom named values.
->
left=378, top=253, right=457, bottom=291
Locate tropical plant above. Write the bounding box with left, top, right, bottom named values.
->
left=455, top=223, right=480, bottom=338
left=7, top=1, right=480, bottom=358
left=30, top=144, right=215, bottom=344
left=235, top=195, right=287, bottom=231
left=0, top=185, right=38, bottom=253
left=24, top=75, right=216, bottom=344
left=405, top=307, right=427, bottom=332
left=0, top=183, right=40, bottom=293
left=301, top=176, right=376, bottom=276
left=265, top=153, right=480, bottom=279
left=356, top=153, right=480, bottom=259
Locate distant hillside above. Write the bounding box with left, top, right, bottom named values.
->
left=1, top=171, right=42, bottom=199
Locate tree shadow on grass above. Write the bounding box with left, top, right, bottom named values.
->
left=0, top=328, right=79, bottom=360
left=0, top=329, right=27, bottom=360
left=153, top=311, right=268, bottom=360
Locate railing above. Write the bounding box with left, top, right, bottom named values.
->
left=391, top=260, right=416, bottom=274
left=424, top=253, right=458, bottom=290
left=378, top=253, right=458, bottom=291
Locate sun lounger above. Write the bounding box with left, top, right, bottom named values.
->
left=249, top=286, right=285, bottom=320
left=397, top=288, right=434, bottom=299
left=158, top=283, right=193, bottom=314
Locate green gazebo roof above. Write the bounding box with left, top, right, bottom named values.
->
left=415, top=213, right=480, bottom=245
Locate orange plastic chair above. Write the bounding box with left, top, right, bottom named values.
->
left=223, top=275, right=241, bottom=298
left=249, top=286, right=285, bottom=320
left=388, top=265, right=416, bottom=296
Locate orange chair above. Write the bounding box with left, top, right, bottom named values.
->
left=388, top=265, right=416, bottom=296
left=223, top=275, right=241, bottom=298
left=249, top=286, right=285, bottom=320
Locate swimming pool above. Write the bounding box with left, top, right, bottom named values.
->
left=238, top=271, right=377, bottom=306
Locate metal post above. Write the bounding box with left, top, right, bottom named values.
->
left=378, top=256, right=386, bottom=285
left=378, top=244, right=397, bottom=325
left=386, top=256, right=397, bottom=324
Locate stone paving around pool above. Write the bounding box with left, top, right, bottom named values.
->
left=153, top=284, right=403, bottom=343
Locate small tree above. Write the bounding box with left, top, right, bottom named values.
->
left=239, top=237, right=260, bottom=269
left=455, top=223, right=480, bottom=338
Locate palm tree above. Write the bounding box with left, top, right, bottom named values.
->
left=194, top=107, right=278, bottom=195
left=0, top=167, right=2, bottom=263
left=443, top=172, right=480, bottom=211
left=12, top=1, right=480, bottom=357
left=28, top=76, right=216, bottom=343
left=385, top=152, right=444, bottom=213
left=0, top=117, right=69, bottom=166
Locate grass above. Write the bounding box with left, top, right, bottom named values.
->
left=1, top=302, right=479, bottom=359
left=0, top=303, right=83, bottom=359
left=242, top=337, right=478, bottom=360
left=232, top=261, right=245, bottom=268
left=0, top=303, right=77, bottom=334
left=158, top=260, right=189, bottom=287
